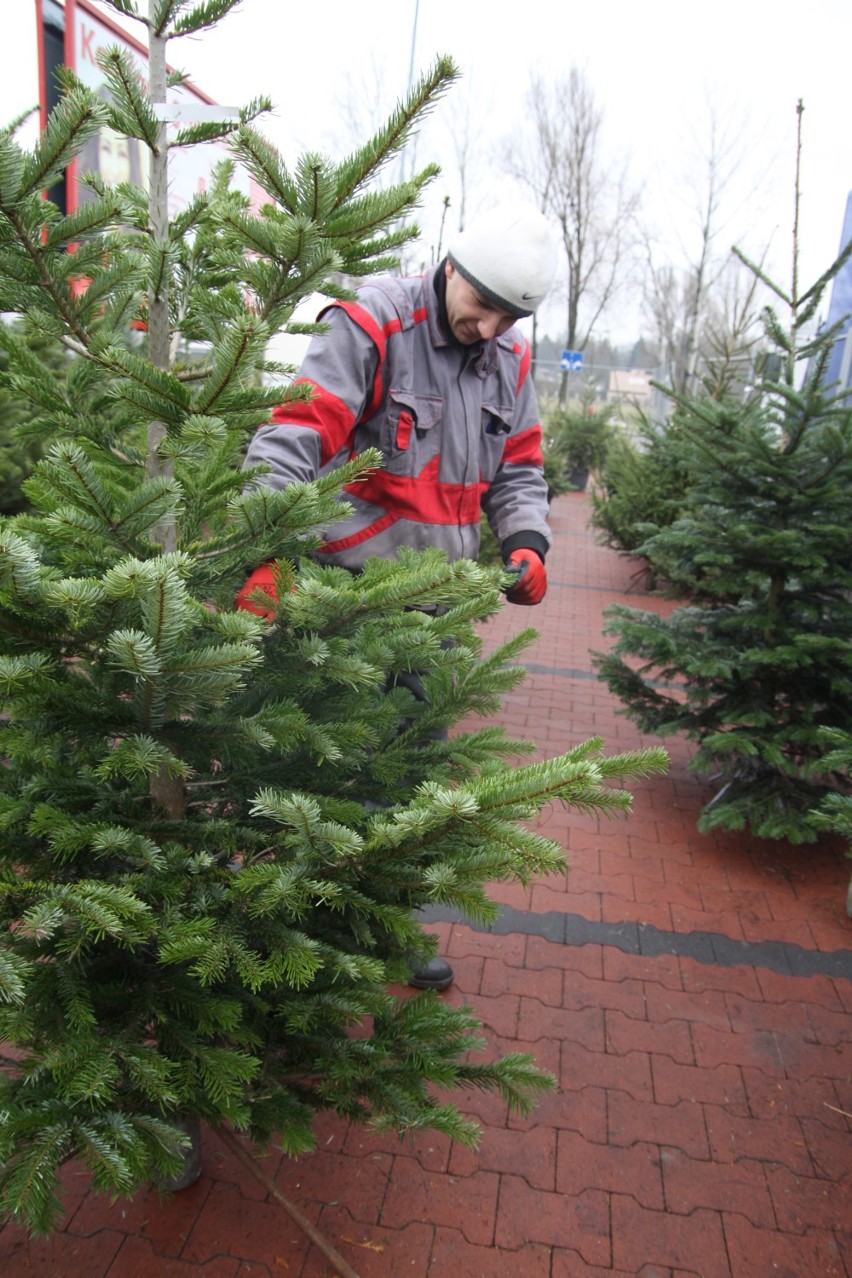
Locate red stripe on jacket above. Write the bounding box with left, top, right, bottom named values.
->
left=270, top=380, right=356, bottom=466
left=344, top=455, right=488, bottom=526
left=333, top=301, right=388, bottom=420
left=501, top=423, right=543, bottom=468
left=515, top=339, right=532, bottom=394
left=320, top=511, right=400, bottom=555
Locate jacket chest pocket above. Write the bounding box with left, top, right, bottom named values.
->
left=482, top=402, right=513, bottom=436
left=480, top=402, right=514, bottom=480
left=382, top=389, right=443, bottom=472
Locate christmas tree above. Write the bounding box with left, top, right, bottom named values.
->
left=0, top=0, right=666, bottom=1234
left=0, top=322, right=71, bottom=514
left=810, top=728, right=852, bottom=915
left=594, top=103, right=852, bottom=843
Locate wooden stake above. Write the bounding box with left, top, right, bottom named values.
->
left=215, top=1125, right=362, bottom=1278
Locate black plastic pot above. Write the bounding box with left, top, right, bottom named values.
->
left=155, top=1117, right=203, bottom=1191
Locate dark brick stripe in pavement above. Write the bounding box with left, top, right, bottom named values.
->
left=420, top=902, right=852, bottom=980
left=523, top=660, right=598, bottom=680
left=520, top=661, right=684, bottom=692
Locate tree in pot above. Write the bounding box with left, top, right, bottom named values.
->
left=543, top=402, right=616, bottom=493
left=809, top=729, right=852, bottom=916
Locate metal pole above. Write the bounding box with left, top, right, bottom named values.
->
left=405, top=0, right=421, bottom=99
left=146, top=5, right=184, bottom=821
left=399, top=0, right=420, bottom=183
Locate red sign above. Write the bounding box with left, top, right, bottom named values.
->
left=38, top=0, right=258, bottom=216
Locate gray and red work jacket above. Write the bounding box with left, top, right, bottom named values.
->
left=244, top=265, right=551, bottom=572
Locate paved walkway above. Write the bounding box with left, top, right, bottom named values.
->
left=3, top=491, right=850, bottom=1277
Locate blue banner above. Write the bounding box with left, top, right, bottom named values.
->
left=822, top=192, right=852, bottom=394
left=560, top=350, right=584, bottom=372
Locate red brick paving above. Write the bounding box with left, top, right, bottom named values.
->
left=2, top=491, right=850, bottom=1277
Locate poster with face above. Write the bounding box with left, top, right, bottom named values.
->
left=66, top=0, right=260, bottom=215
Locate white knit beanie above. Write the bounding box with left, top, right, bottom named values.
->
left=447, top=204, right=557, bottom=318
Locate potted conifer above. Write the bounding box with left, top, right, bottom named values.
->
left=545, top=403, right=615, bottom=492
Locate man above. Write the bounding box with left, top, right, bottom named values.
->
left=237, top=202, right=558, bottom=989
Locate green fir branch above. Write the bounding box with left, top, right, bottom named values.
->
left=95, top=734, right=189, bottom=782
left=18, top=91, right=106, bottom=202
left=0, top=106, right=39, bottom=142
left=106, top=629, right=163, bottom=678
left=0, top=1121, right=74, bottom=1236
left=99, top=1, right=143, bottom=19
left=168, top=0, right=246, bottom=37
left=0, top=950, right=31, bottom=1005
left=43, top=197, right=125, bottom=249
left=97, top=47, right=159, bottom=151
left=799, top=234, right=852, bottom=308
left=333, top=56, right=459, bottom=205
left=732, top=245, right=791, bottom=306
left=230, top=127, right=299, bottom=213
left=194, top=316, right=267, bottom=413
left=151, top=0, right=185, bottom=34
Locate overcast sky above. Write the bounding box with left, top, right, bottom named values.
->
left=2, top=0, right=851, bottom=345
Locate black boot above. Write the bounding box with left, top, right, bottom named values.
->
left=408, top=956, right=453, bottom=991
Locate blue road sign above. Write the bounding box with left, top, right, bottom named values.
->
left=560, top=349, right=584, bottom=372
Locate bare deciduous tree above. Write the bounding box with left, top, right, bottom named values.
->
left=503, top=68, right=641, bottom=358
left=330, top=56, right=395, bottom=155
left=642, top=97, right=774, bottom=394
left=440, top=74, right=491, bottom=238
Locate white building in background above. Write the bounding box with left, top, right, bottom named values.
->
left=607, top=369, right=652, bottom=408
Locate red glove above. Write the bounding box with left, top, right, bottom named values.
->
left=235, top=562, right=279, bottom=619
left=505, top=548, right=547, bottom=606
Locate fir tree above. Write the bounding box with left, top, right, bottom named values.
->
left=591, top=248, right=766, bottom=573
left=809, top=728, right=852, bottom=915
left=0, top=0, right=666, bottom=1235
left=594, top=102, right=852, bottom=843
left=0, top=321, right=72, bottom=514
left=589, top=411, right=697, bottom=568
